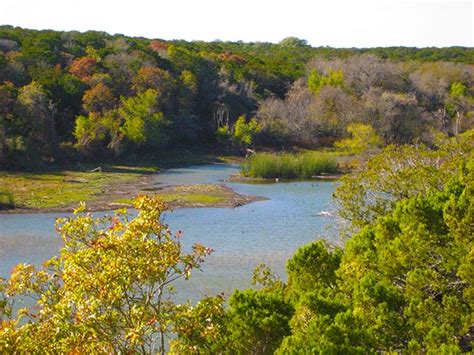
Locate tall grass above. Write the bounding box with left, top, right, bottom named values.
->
left=242, top=151, right=339, bottom=179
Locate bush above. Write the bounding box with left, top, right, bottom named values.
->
left=233, top=116, right=261, bottom=148
left=0, top=188, right=14, bottom=209
left=242, top=151, right=339, bottom=179
left=279, top=157, right=474, bottom=353
left=334, top=123, right=382, bottom=154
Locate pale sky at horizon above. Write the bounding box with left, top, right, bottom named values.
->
left=0, top=0, right=472, bottom=48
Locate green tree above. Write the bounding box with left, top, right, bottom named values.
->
left=450, top=82, right=468, bottom=98
left=119, top=89, right=170, bottom=148
left=447, top=82, right=472, bottom=136
left=279, top=149, right=473, bottom=353
left=216, top=124, right=231, bottom=145
left=278, top=37, right=310, bottom=48
left=15, top=81, right=58, bottom=160
left=73, top=112, right=110, bottom=154
left=232, top=115, right=261, bottom=148
left=225, top=289, right=293, bottom=354
left=173, top=264, right=293, bottom=354
left=171, top=295, right=230, bottom=353
left=308, top=69, right=344, bottom=94
left=334, top=131, right=473, bottom=232
left=286, top=240, right=342, bottom=303
left=334, top=123, right=382, bottom=154
left=21, top=31, right=63, bottom=64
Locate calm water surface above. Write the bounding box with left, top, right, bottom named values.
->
left=0, top=164, right=339, bottom=301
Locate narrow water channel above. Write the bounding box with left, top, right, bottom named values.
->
left=0, top=163, right=339, bottom=302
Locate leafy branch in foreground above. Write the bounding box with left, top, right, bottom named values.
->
left=0, top=196, right=212, bottom=354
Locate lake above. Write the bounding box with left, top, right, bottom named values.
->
left=0, top=163, right=339, bottom=302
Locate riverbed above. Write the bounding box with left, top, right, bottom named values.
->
left=0, top=163, right=339, bottom=302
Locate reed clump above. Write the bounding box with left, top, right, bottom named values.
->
left=242, top=151, right=339, bottom=179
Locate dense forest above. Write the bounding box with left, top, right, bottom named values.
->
left=0, top=26, right=473, bottom=168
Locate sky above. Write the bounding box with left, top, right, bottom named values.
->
left=0, top=0, right=472, bottom=48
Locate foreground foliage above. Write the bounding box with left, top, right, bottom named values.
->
left=279, top=161, right=473, bottom=353
left=0, top=196, right=212, bottom=353
left=335, top=130, right=474, bottom=232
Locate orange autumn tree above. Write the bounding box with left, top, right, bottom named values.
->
left=69, top=57, right=97, bottom=81
left=82, top=82, right=115, bottom=114
left=0, top=196, right=212, bottom=354
left=132, top=66, right=174, bottom=94
left=149, top=40, right=168, bottom=57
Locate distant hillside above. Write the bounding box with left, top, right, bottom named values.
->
left=0, top=26, right=472, bottom=168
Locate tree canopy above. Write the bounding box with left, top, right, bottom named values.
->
left=0, top=26, right=472, bottom=167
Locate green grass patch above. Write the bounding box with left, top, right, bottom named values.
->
left=159, top=193, right=224, bottom=205
left=0, top=167, right=145, bottom=210
left=111, top=184, right=229, bottom=208
left=159, top=184, right=228, bottom=205
left=0, top=150, right=250, bottom=211
left=241, top=151, right=339, bottom=179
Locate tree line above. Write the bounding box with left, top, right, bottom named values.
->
left=257, top=56, right=473, bottom=147
left=0, top=26, right=473, bottom=168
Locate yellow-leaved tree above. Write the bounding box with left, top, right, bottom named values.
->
left=0, top=196, right=212, bottom=354
left=334, top=123, right=382, bottom=154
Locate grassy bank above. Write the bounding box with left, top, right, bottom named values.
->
left=0, top=165, right=156, bottom=210
left=241, top=151, right=340, bottom=179
left=0, top=150, right=247, bottom=212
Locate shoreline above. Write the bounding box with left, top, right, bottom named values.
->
left=227, top=173, right=343, bottom=184
left=0, top=173, right=267, bottom=214
left=0, top=153, right=345, bottom=214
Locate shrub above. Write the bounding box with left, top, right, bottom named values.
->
left=0, top=188, right=14, bottom=209
left=233, top=116, right=261, bottom=148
